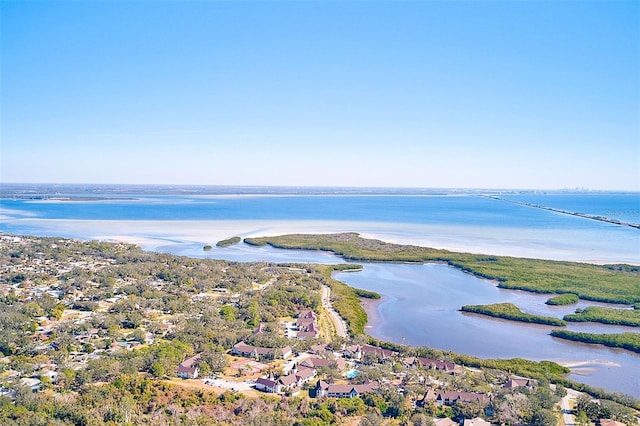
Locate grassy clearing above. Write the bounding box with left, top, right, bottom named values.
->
left=318, top=309, right=337, bottom=338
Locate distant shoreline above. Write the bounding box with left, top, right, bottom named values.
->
left=482, top=195, right=640, bottom=229
left=2, top=182, right=639, bottom=197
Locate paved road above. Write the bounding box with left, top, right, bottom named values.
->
left=560, top=388, right=582, bottom=426
left=322, top=285, right=348, bottom=338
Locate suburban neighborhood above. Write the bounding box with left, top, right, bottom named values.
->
left=0, top=235, right=638, bottom=425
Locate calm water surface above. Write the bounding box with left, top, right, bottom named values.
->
left=334, top=263, right=640, bottom=399
left=2, top=192, right=639, bottom=263
left=1, top=188, right=638, bottom=397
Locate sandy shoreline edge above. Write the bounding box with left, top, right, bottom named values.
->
left=2, top=218, right=638, bottom=265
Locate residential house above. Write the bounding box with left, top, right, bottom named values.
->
left=177, top=354, right=201, bottom=379
left=406, top=357, right=463, bottom=374
left=309, top=343, right=332, bottom=354
left=278, top=366, right=316, bottom=391
left=255, top=367, right=316, bottom=394
left=294, top=310, right=320, bottom=340
left=296, top=322, right=320, bottom=340
left=231, top=341, right=292, bottom=360
left=342, top=345, right=363, bottom=360
left=298, top=310, right=317, bottom=320
left=315, top=379, right=379, bottom=398
left=110, top=341, right=135, bottom=351
left=360, top=344, right=396, bottom=360
left=463, top=417, right=491, bottom=426
left=278, top=374, right=299, bottom=391
left=255, top=377, right=280, bottom=393
left=231, top=341, right=258, bottom=357
left=295, top=317, right=315, bottom=329
left=300, top=357, right=347, bottom=371
left=419, top=390, right=490, bottom=407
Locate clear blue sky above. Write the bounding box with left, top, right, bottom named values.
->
left=2, top=1, right=639, bottom=190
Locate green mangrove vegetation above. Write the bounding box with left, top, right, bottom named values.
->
left=563, top=306, right=640, bottom=327
left=460, top=303, right=567, bottom=326
left=318, top=265, right=370, bottom=335
left=329, top=263, right=364, bottom=272
left=550, top=330, right=640, bottom=353
left=216, top=236, right=242, bottom=247
left=546, top=293, right=579, bottom=305
left=353, top=288, right=381, bottom=299
left=243, top=233, right=640, bottom=304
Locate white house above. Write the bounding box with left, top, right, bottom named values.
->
left=255, top=377, right=280, bottom=393
left=177, top=354, right=201, bottom=379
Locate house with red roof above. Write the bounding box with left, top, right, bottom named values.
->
left=255, top=377, right=280, bottom=393
left=315, top=379, right=379, bottom=398
left=502, top=377, right=537, bottom=389
left=177, top=354, right=201, bottom=379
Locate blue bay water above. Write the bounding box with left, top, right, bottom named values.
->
left=1, top=186, right=639, bottom=397
left=1, top=190, right=638, bottom=263
left=502, top=192, right=640, bottom=224
left=3, top=193, right=636, bottom=227
left=335, top=263, right=640, bottom=398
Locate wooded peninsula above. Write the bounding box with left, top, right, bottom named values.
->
left=243, top=233, right=639, bottom=304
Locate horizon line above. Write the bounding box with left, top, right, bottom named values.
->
left=1, top=182, right=638, bottom=193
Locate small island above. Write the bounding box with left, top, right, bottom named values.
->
left=546, top=294, right=579, bottom=305
left=461, top=303, right=567, bottom=326
left=216, top=236, right=242, bottom=247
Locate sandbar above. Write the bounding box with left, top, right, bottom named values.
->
left=2, top=218, right=638, bottom=264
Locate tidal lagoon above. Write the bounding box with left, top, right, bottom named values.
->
left=334, top=262, right=640, bottom=398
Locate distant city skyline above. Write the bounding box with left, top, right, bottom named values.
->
left=2, top=1, right=639, bottom=191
